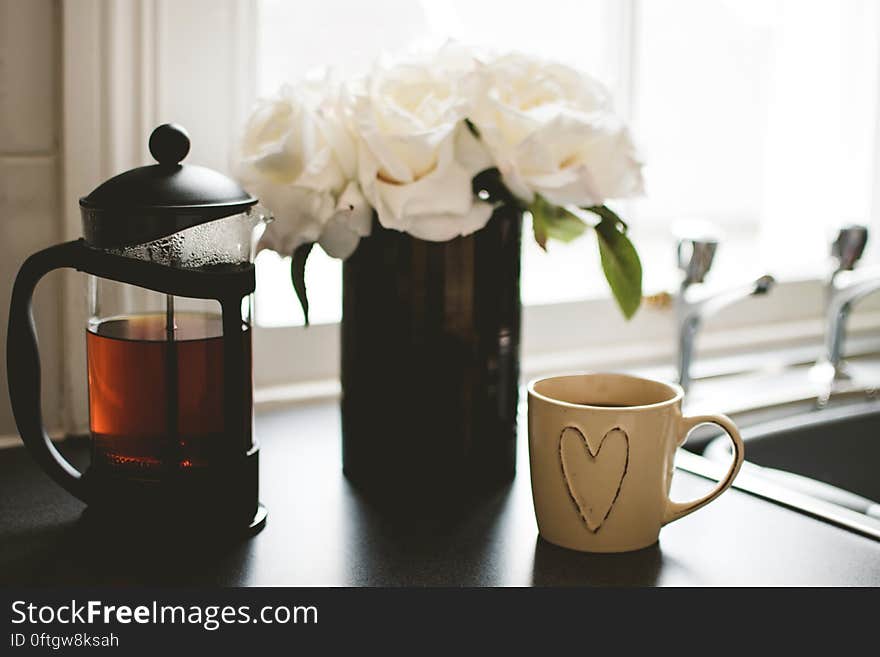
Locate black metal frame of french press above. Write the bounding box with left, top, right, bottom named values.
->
left=7, top=238, right=256, bottom=523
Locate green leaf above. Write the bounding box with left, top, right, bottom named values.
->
left=291, top=242, right=314, bottom=326
left=532, top=210, right=549, bottom=250
left=584, top=204, right=628, bottom=231
left=530, top=195, right=548, bottom=249
left=589, top=205, right=642, bottom=319
left=529, top=195, right=588, bottom=250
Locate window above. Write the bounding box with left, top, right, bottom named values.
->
left=59, top=0, right=880, bottom=423
left=254, top=0, right=880, bottom=328
left=633, top=0, right=880, bottom=287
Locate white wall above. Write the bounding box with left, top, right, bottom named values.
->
left=0, top=0, right=64, bottom=438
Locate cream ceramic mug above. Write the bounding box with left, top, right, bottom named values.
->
left=528, top=373, right=744, bottom=553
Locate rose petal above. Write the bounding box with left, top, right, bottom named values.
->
left=402, top=201, right=494, bottom=242
left=454, top=122, right=493, bottom=173
left=318, top=219, right=361, bottom=259
left=336, top=180, right=374, bottom=237
left=317, top=181, right=373, bottom=259
left=467, top=51, right=643, bottom=207
left=525, top=167, right=602, bottom=207
left=372, top=136, right=463, bottom=219
left=255, top=184, right=334, bottom=254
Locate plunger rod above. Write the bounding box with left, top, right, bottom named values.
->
left=165, top=294, right=175, bottom=336
left=165, top=294, right=180, bottom=466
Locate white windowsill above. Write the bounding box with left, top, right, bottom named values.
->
left=252, top=274, right=880, bottom=385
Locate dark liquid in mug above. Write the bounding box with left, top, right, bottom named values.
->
left=86, top=313, right=252, bottom=475
left=576, top=402, right=638, bottom=408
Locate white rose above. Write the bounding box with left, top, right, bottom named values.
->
left=236, top=79, right=372, bottom=259
left=345, top=44, right=494, bottom=241
left=469, top=53, right=644, bottom=207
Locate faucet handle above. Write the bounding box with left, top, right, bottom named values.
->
left=831, top=225, right=868, bottom=272
left=754, top=274, right=775, bottom=294
left=674, top=220, right=721, bottom=286
left=676, top=236, right=718, bottom=285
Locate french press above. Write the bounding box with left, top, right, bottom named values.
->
left=7, top=124, right=268, bottom=533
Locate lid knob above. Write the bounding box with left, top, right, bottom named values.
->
left=149, top=123, right=190, bottom=166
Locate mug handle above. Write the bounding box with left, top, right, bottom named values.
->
left=7, top=240, right=92, bottom=502
left=663, top=414, right=744, bottom=525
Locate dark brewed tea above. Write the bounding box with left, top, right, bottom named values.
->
left=86, top=312, right=251, bottom=475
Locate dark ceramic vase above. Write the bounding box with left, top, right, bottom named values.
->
left=341, top=204, right=522, bottom=507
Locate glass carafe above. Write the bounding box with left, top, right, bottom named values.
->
left=85, top=209, right=264, bottom=475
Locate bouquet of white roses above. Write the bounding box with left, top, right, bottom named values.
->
left=236, top=44, right=645, bottom=320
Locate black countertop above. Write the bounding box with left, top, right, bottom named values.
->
left=2, top=401, right=879, bottom=586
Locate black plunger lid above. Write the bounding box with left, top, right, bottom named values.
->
left=80, top=123, right=257, bottom=248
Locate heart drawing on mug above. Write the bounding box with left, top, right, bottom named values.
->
left=559, top=426, right=630, bottom=533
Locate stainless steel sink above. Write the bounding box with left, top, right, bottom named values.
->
left=690, top=398, right=880, bottom=540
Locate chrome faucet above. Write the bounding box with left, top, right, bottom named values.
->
left=813, top=225, right=880, bottom=384
left=675, top=234, right=775, bottom=392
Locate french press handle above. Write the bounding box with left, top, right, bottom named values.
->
left=7, top=240, right=95, bottom=501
